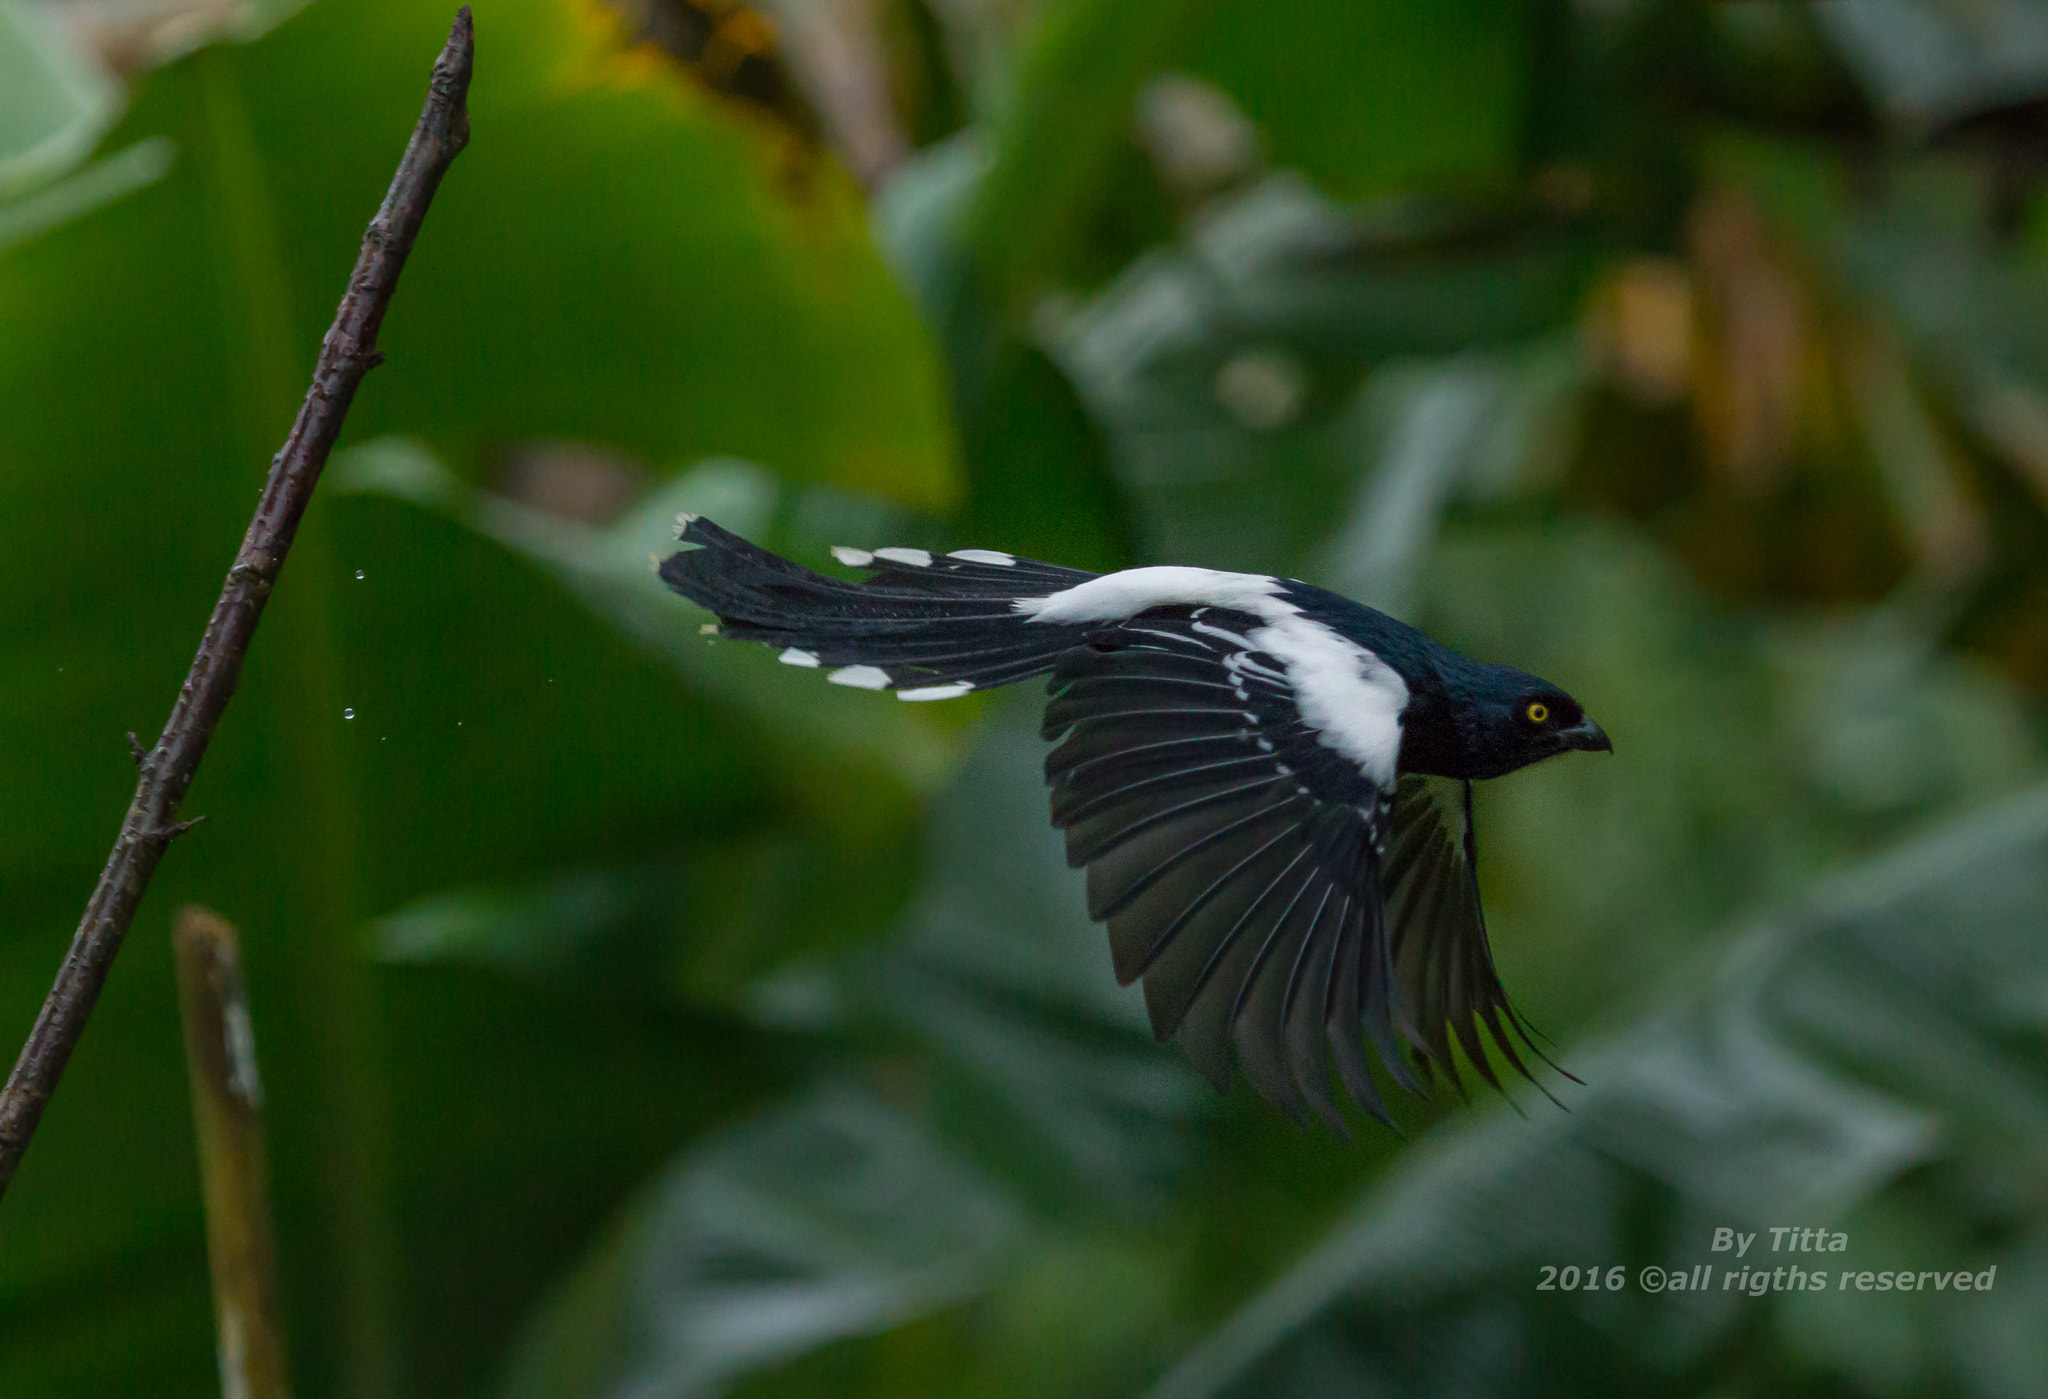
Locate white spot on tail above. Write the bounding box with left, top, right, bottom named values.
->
left=779, top=648, right=820, bottom=667
left=897, top=682, right=973, bottom=701
left=673, top=512, right=699, bottom=539
left=874, top=546, right=933, bottom=567
left=947, top=548, right=1015, bottom=566
left=828, top=665, right=891, bottom=689
left=832, top=546, right=874, bottom=566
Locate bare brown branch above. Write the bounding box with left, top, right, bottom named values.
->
left=0, top=8, right=476, bottom=1203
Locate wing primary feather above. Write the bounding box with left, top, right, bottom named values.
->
left=1051, top=649, right=1253, bottom=690
left=1046, top=703, right=1252, bottom=734
left=1362, top=887, right=1420, bottom=1095
left=1323, top=895, right=1398, bottom=1130
left=1050, top=752, right=1278, bottom=826
left=1451, top=778, right=1577, bottom=1098
left=1092, top=790, right=1302, bottom=921
left=1155, top=843, right=1316, bottom=1041
left=1225, top=871, right=1330, bottom=1125
left=1382, top=801, right=1437, bottom=886
left=1491, top=1005, right=1580, bottom=1102
left=1048, top=671, right=1244, bottom=702
left=1418, top=839, right=1473, bottom=1099
left=1043, top=683, right=1248, bottom=737
left=1054, top=705, right=1254, bottom=728
left=1168, top=859, right=1319, bottom=1091
left=1450, top=777, right=1507, bottom=1090
left=1481, top=1002, right=1543, bottom=1088
left=1447, top=933, right=1506, bottom=1095
left=1495, top=998, right=1583, bottom=1090
left=1046, top=711, right=1252, bottom=774
left=1048, top=730, right=1253, bottom=784
left=1432, top=843, right=1503, bottom=1095
left=1282, top=886, right=1349, bottom=1133
left=1067, top=773, right=1289, bottom=871
left=1126, top=822, right=1310, bottom=984
left=1396, top=833, right=1464, bottom=1094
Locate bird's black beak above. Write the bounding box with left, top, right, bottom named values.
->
left=1561, top=717, right=1612, bottom=754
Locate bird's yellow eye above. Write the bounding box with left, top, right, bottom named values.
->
left=1525, top=701, right=1550, bottom=725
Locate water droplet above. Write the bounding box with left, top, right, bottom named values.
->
left=354, top=569, right=365, bottom=580
left=343, top=708, right=355, bottom=720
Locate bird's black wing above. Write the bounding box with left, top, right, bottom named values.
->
left=1382, top=774, right=1570, bottom=1101
left=1041, top=608, right=1416, bottom=1131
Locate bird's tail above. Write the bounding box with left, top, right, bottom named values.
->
left=658, top=515, right=1101, bottom=697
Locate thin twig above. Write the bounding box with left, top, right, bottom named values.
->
left=0, top=9, right=475, bottom=1203
left=174, top=907, right=292, bottom=1399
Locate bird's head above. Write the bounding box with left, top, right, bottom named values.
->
left=1448, top=664, right=1611, bottom=780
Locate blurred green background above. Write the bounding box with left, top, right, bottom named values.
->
left=6, top=0, right=2048, bottom=1395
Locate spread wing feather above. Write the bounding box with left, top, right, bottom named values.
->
left=1043, top=612, right=1560, bottom=1130
left=1043, top=612, right=1404, bottom=1129
left=1382, top=775, right=1572, bottom=1101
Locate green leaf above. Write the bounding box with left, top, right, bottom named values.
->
left=378, top=962, right=801, bottom=1399
left=500, top=1082, right=1022, bottom=1399
left=0, top=137, right=175, bottom=254
left=1184, top=0, right=1528, bottom=199
left=967, top=0, right=1214, bottom=309
left=0, top=0, right=119, bottom=196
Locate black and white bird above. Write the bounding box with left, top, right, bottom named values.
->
left=660, top=516, right=1611, bottom=1131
